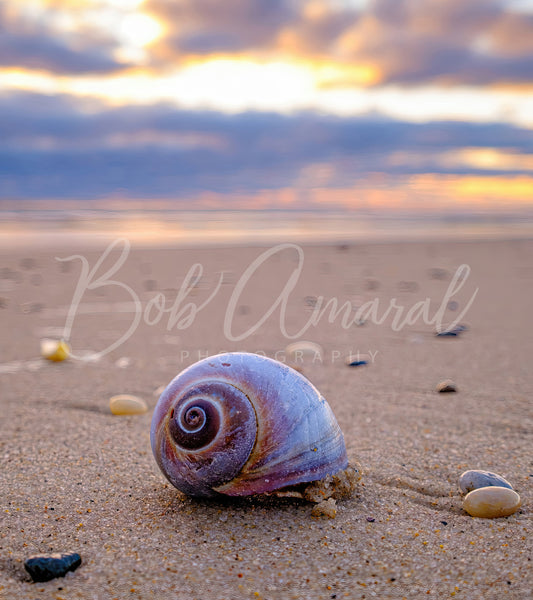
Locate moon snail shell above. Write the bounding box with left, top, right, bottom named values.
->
left=150, top=352, right=349, bottom=498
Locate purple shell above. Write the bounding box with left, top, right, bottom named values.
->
left=150, top=352, right=348, bottom=497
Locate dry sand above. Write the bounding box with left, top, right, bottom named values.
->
left=0, top=237, right=531, bottom=599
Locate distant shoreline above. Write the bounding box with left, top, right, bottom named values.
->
left=1, top=208, right=532, bottom=249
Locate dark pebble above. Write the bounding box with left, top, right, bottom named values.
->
left=428, top=267, right=449, bottom=280
left=24, top=553, right=81, bottom=582
left=143, top=279, right=157, bottom=291
left=366, top=516, right=375, bottom=522
left=20, top=257, right=37, bottom=270
left=436, top=323, right=468, bottom=337
left=347, top=360, right=368, bottom=367
left=440, top=520, right=448, bottom=526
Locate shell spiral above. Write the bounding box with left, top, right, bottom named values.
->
left=150, top=352, right=348, bottom=497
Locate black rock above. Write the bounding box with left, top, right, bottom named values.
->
left=347, top=360, right=368, bottom=367
left=24, top=553, right=81, bottom=582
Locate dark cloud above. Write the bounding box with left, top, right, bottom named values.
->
left=327, top=0, right=533, bottom=85
left=147, top=0, right=533, bottom=86
left=148, top=0, right=298, bottom=55
left=0, top=4, right=128, bottom=74
left=0, top=91, right=532, bottom=199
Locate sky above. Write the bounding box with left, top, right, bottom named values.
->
left=1, top=0, right=533, bottom=212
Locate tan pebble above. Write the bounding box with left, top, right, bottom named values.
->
left=436, top=379, right=456, bottom=393
left=311, top=498, right=337, bottom=519
left=463, top=486, right=521, bottom=518
left=40, top=339, right=70, bottom=362
left=109, top=394, right=148, bottom=416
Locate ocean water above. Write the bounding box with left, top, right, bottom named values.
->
left=1, top=207, right=532, bottom=248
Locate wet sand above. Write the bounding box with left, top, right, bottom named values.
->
left=0, top=237, right=531, bottom=599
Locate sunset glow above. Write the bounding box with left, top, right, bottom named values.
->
left=1, top=0, right=532, bottom=211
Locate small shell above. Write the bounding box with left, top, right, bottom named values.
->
left=463, top=486, right=521, bottom=518
left=109, top=394, right=148, bottom=416
left=436, top=379, right=456, bottom=393
left=458, top=470, right=513, bottom=494
left=41, top=339, right=70, bottom=362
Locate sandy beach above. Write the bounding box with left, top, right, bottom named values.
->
left=0, top=236, right=531, bottom=599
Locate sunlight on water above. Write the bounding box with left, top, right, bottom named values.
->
left=1, top=208, right=532, bottom=249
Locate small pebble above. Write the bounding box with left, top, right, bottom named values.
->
left=397, top=281, right=419, bottom=292
left=115, top=357, right=131, bottom=369
left=109, top=394, right=148, bottom=416
left=20, top=257, right=37, bottom=270
left=436, top=379, right=456, bottom=393
left=366, top=516, right=375, bottom=522
left=345, top=355, right=369, bottom=367
left=364, top=277, right=380, bottom=291
left=311, top=498, right=337, bottom=519
left=40, top=339, right=70, bottom=362
left=436, top=324, right=468, bottom=337
left=143, top=279, right=157, bottom=292
left=24, top=553, right=81, bottom=582
left=463, top=486, right=521, bottom=518
left=428, top=267, right=449, bottom=280
left=458, top=470, right=513, bottom=494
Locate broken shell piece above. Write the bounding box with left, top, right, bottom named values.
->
left=458, top=470, right=513, bottom=494
left=311, top=498, right=337, bottom=518
left=436, top=379, right=457, bottom=393
left=463, top=486, right=521, bottom=518
left=284, top=341, right=323, bottom=361
left=109, top=394, right=148, bottom=416
left=41, top=339, right=70, bottom=362
left=303, top=463, right=361, bottom=503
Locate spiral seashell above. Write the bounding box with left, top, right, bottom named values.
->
left=150, top=352, right=348, bottom=498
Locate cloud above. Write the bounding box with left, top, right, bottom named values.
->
left=146, top=0, right=533, bottom=86
left=147, top=0, right=296, bottom=55
left=0, top=2, right=129, bottom=74
left=333, top=0, right=533, bottom=85
left=0, top=91, right=532, bottom=199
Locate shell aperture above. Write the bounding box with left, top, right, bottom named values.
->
left=150, top=352, right=348, bottom=498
